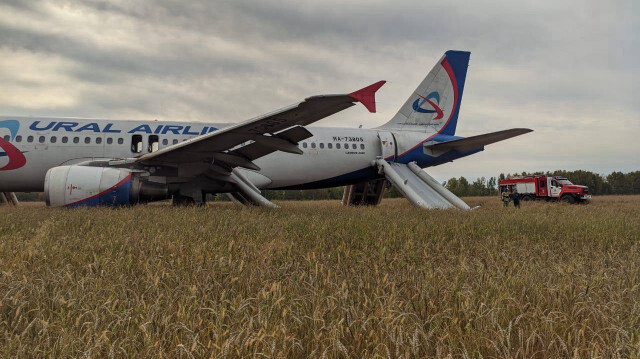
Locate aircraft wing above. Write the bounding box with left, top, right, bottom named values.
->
left=135, top=81, right=385, bottom=173
left=424, top=128, right=532, bottom=156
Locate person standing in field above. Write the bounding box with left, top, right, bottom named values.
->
left=501, top=191, right=510, bottom=207
left=511, top=189, right=521, bottom=209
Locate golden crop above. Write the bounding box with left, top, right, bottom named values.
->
left=1, top=196, right=639, bottom=358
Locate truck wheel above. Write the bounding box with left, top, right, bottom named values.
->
left=560, top=195, right=575, bottom=204
left=522, top=195, right=532, bottom=201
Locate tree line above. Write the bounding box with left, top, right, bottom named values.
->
left=435, top=170, right=640, bottom=197
left=262, top=170, right=640, bottom=199
left=12, top=170, right=640, bottom=202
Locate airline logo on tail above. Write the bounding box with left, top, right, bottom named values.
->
left=0, top=120, right=27, bottom=171
left=412, top=91, right=444, bottom=120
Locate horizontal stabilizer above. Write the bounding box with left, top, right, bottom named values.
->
left=424, top=128, right=532, bottom=156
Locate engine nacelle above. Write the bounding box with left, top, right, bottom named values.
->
left=44, top=165, right=169, bottom=207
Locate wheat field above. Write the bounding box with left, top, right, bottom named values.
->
left=0, top=196, right=639, bottom=358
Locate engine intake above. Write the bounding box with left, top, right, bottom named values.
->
left=44, top=165, right=169, bottom=207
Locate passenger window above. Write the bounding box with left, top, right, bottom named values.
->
left=84, top=137, right=91, bottom=144
left=131, top=135, right=143, bottom=153
left=173, top=139, right=178, bottom=145
left=311, top=143, right=316, bottom=149
left=3, top=135, right=10, bottom=141
left=15, top=135, right=21, bottom=142
left=328, top=143, right=332, bottom=149
left=302, top=142, right=307, bottom=148
left=162, top=139, right=168, bottom=146
left=336, top=143, right=341, bottom=149
left=62, top=137, right=68, bottom=143
left=73, top=137, right=79, bottom=144
left=96, top=137, right=102, bottom=144
left=319, top=143, right=324, bottom=149
left=148, top=135, right=159, bottom=152
left=39, top=136, right=45, bottom=143
left=352, top=143, right=357, bottom=149
left=118, top=138, right=124, bottom=145
left=360, top=144, right=365, bottom=150
left=344, top=143, right=348, bottom=149
left=27, top=136, right=34, bottom=143
left=50, top=136, right=57, bottom=143
left=107, top=137, right=113, bottom=145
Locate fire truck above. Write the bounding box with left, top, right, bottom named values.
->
left=498, top=175, right=591, bottom=203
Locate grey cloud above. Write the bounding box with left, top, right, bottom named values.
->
left=0, top=0, right=637, bottom=178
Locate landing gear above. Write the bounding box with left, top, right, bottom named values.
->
left=342, top=179, right=387, bottom=206
left=172, top=194, right=195, bottom=206
left=171, top=193, right=208, bottom=206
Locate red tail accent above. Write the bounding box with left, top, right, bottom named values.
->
left=348, top=80, right=386, bottom=113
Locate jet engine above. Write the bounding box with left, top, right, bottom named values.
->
left=44, top=165, right=169, bottom=207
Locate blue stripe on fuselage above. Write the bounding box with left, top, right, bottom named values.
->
left=276, top=140, right=483, bottom=190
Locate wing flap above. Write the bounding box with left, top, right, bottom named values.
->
left=230, top=125, right=313, bottom=161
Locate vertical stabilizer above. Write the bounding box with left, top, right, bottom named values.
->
left=379, top=50, right=470, bottom=135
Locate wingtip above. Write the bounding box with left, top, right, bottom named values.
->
left=348, top=80, right=386, bottom=113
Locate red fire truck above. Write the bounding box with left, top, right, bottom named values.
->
left=498, top=175, right=591, bottom=203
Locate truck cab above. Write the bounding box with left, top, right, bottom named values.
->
left=551, top=176, right=591, bottom=203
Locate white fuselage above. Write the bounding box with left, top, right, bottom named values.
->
left=1, top=117, right=450, bottom=192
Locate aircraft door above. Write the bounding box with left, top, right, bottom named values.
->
left=377, top=131, right=397, bottom=162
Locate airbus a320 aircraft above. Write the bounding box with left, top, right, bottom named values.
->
left=0, top=51, right=531, bottom=209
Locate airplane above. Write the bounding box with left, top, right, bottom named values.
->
left=0, top=50, right=532, bottom=209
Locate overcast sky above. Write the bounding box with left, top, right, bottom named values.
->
left=0, top=0, right=637, bottom=181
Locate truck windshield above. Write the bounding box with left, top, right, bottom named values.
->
left=557, top=179, right=573, bottom=185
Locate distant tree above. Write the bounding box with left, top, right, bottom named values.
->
left=14, top=192, right=44, bottom=202
left=487, top=177, right=498, bottom=195
left=446, top=177, right=460, bottom=195
left=627, top=171, right=640, bottom=194
left=458, top=177, right=470, bottom=197
left=470, top=177, right=485, bottom=196
left=607, top=172, right=631, bottom=194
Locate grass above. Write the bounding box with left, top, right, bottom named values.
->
left=0, top=196, right=639, bottom=358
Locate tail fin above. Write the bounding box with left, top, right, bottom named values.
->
left=379, top=50, right=470, bottom=135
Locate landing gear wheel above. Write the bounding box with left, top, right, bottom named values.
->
left=172, top=194, right=196, bottom=206
left=560, top=195, right=575, bottom=204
